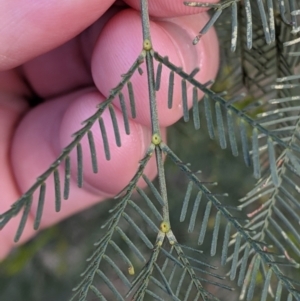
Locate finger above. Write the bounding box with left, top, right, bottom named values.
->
left=124, top=0, right=219, bottom=17
left=20, top=5, right=121, bottom=99
left=9, top=88, right=160, bottom=244
left=0, top=0, right=114, bottom=70
left=92, top=9, right=219, bottom=127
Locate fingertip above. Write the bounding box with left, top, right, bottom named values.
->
left=59, top=89, right=154, bottom=195
left=91, top=9, right=184, bottom=127
left=11, top=88, right=157, bottom=227
left=92, top=9, right=219, bottom=128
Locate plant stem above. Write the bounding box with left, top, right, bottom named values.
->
left=140, top=0, right=170, bottom=222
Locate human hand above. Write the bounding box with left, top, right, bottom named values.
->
left=0, top=0, right=219, bottom=259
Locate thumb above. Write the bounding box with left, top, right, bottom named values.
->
left=92, top=9, right=219, bottom=127
left=0, top=0, right=114, bottom=70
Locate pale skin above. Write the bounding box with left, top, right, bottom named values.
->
left=0, top=0, right=219, bottom=259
